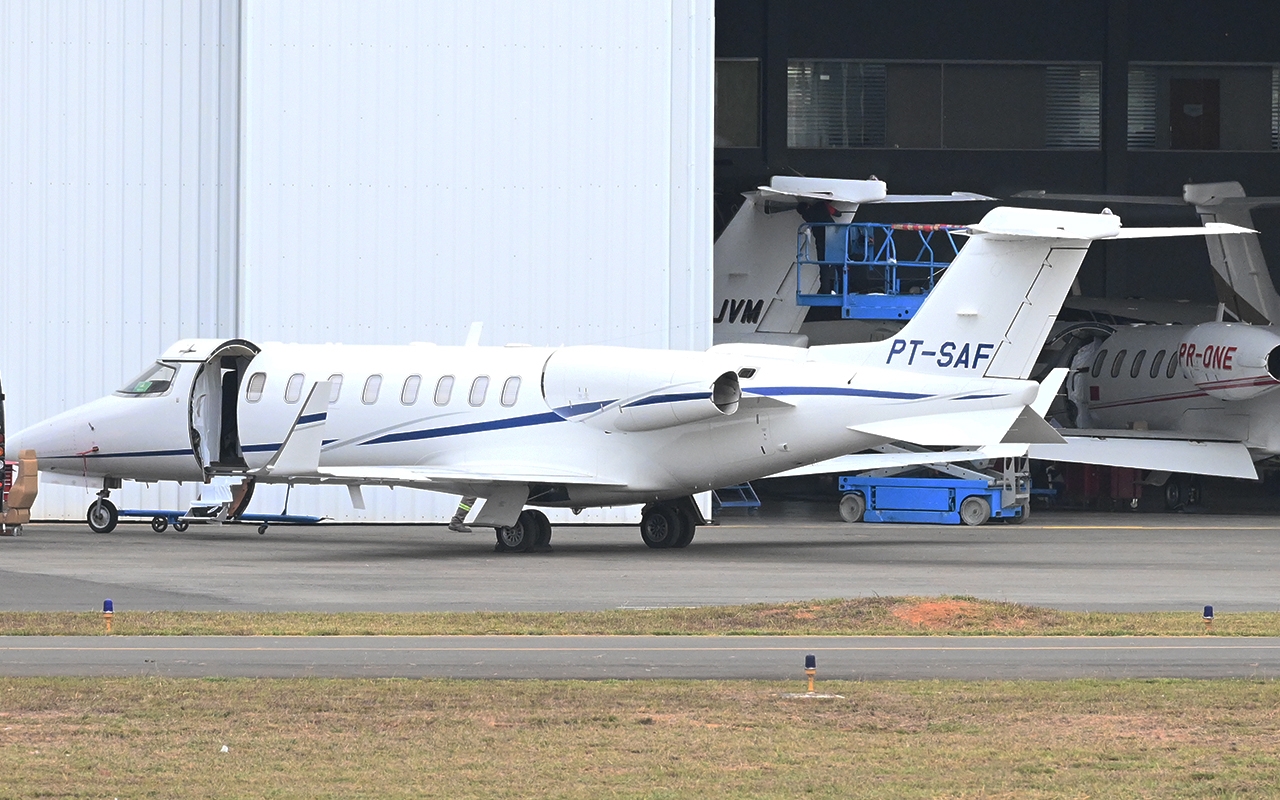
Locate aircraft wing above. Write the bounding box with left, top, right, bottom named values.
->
left=766, top=444, right=1031, bottom=479
left=1029, top=429, right=1259, bottom=480
left=259, top=464, right=629, bottom=489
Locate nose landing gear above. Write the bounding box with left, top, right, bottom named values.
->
left=87, top=490, right=119, bottom=534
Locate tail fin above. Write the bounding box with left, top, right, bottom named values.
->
left=818, top=207, right=1251, bottom=380
left=1184, top=182, right=1280, bottom=325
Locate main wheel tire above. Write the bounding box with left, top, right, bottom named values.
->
left=1163, top=476, right=1185, bottom=510
left=520, top=509, right=553, bottom=548
left=174, top=521, right=190, bottom=532
left=671, top=507, right=696, bottom=548
left=639, top=505, right=680, bottom=549
left=87, top=499, right=119, bottom=534
left=151, top=516, right=168, bottom=533
left=495, top=519, right=535, bottom=553
left=959, top=495, right=991, bottom=527
left=838, top=492, right=866, bottom=523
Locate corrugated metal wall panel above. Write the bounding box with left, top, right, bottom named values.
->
left=239, top=0, right=714, bottom=522
left=1, top=0, right=239, bottom=519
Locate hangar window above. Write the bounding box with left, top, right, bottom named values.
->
left=501, top=376, right=521, bottom=407
left=1110, top=350, right=1127, bottom=378
left=716, top=59, right=760, bottom=148
left=118, top=362, right=178, bottom=397
left=787, top=61, right=886, bottom=147
left=1130, top=63, right=1280, bottom=151
left=1167, top=352, right=1180, bottom=378
left=1091, top=349, right=1108, bottom=378
left=362, top=375, right=382, bottom=405
left=469, top=376, right=490, bottom=406
left=434, top=375, right=455, bottom=406
left=328, top=374, right=343, bottom=403
left=1149, top=350, right=1166, bottom=379
left=284, top=373, right=306, bottom=404
left=401, top=375, right=422, bottom=405
left=245, top=372, right=266, bottom=403
left=789, top=60, right=1100, bottom=150
left=1130, top=350, right=1147, bottom=379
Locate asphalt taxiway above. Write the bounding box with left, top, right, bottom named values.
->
left=2, top=510, right=1279, bottom=613
left=2, top=635, right=1278, bottom=680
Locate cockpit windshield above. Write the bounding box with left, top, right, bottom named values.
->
left=117, top=362, right=178, bottom=397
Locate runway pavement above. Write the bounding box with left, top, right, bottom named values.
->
left=3, top=635, right=1278, bottom=679
left=2, top=510, right=1279, bottom=612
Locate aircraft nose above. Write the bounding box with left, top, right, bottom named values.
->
left=8, top=405, right=99, bottom=461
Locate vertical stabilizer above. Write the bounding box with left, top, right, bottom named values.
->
left=1184, top=181, right=1280, bottom=325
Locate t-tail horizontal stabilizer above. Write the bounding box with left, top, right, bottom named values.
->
left=259, top=381, right=332, bottom=477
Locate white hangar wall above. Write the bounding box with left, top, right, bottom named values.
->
left=1, top=0, right=241, bottom=519
left=3, top=0, right=715, bottom=523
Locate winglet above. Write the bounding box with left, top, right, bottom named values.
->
left=261, top=381, right=332, bottom=476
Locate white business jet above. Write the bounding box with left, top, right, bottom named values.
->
left=1012, top=183, right=1280, bottom=498
left=10, top=207, right=1246, bottom=550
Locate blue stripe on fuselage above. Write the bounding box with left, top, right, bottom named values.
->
left=359, top=411, right=566, bottom=446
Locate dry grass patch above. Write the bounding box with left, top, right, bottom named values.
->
left=2, top=677, right=1280, bottom=798
left=1, top=597, right=1277, bottom=637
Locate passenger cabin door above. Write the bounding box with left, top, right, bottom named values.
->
left=158, top=339, right=261, bottom=475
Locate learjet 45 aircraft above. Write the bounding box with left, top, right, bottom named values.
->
left=10, top=207, right=1247, bottom=551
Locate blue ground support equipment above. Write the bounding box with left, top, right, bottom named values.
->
left=796, top=221, right=964, bottom=320
left=712, top=483, right=761, bottom=516
left=836, top=452, right=1031, bottom=526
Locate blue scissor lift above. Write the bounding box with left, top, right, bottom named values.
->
left=797, top=221, right=1030, bottom=525
left=795, top=221, right=964, bottom=320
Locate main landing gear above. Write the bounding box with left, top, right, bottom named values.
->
left=639, top=499, right=700, bottom=549
left=494, top=509, right=553, bottom=553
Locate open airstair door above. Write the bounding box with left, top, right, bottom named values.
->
left=162, top=339, right=261, bottom=474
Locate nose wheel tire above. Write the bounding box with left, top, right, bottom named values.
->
left=174, top=521, right=190, bottom=532
left=151, top=516, right=169, bottom=533
left=87, top=499, right=119, bottom=534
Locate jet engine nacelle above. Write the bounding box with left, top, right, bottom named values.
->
left=543, top=346, right=741, bottom=432
left=1179, top=322, right=1280, bottom=400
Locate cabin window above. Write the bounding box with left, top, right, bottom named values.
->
left=501, top=376, right=521, bottom=407
left=1149, top=350, right=1166, bottom=379
left=118, top=362, right=178, bottom=397
left=362, top=375, right=382, bottom=404
left=738, top=367, right=756, bottom=379
left=1110, top=349, right=1127, bottom=378
left=245, top=372, right=267, bottom=403
left=1130, top=350, right=1146, bottom=379
left=1167, top=351, right=1180, bottom=378
left=434, top=375, right=455, bottom=405
left=1091, top=349, right=1108, bottom=378
left=402, top=375, right=422, bottom=405
left=469, top=376, right=490, bottom=406
left=328, top=374, right=343, bottom=403
left=284, top=373, right=306, bottom=404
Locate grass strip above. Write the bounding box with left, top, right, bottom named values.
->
left=3, top=676, right=1278, bottom=798
left=2, top=596, right=1277, bottom=636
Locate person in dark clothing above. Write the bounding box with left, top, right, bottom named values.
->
left=798, top=201, right=839, bottom=293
